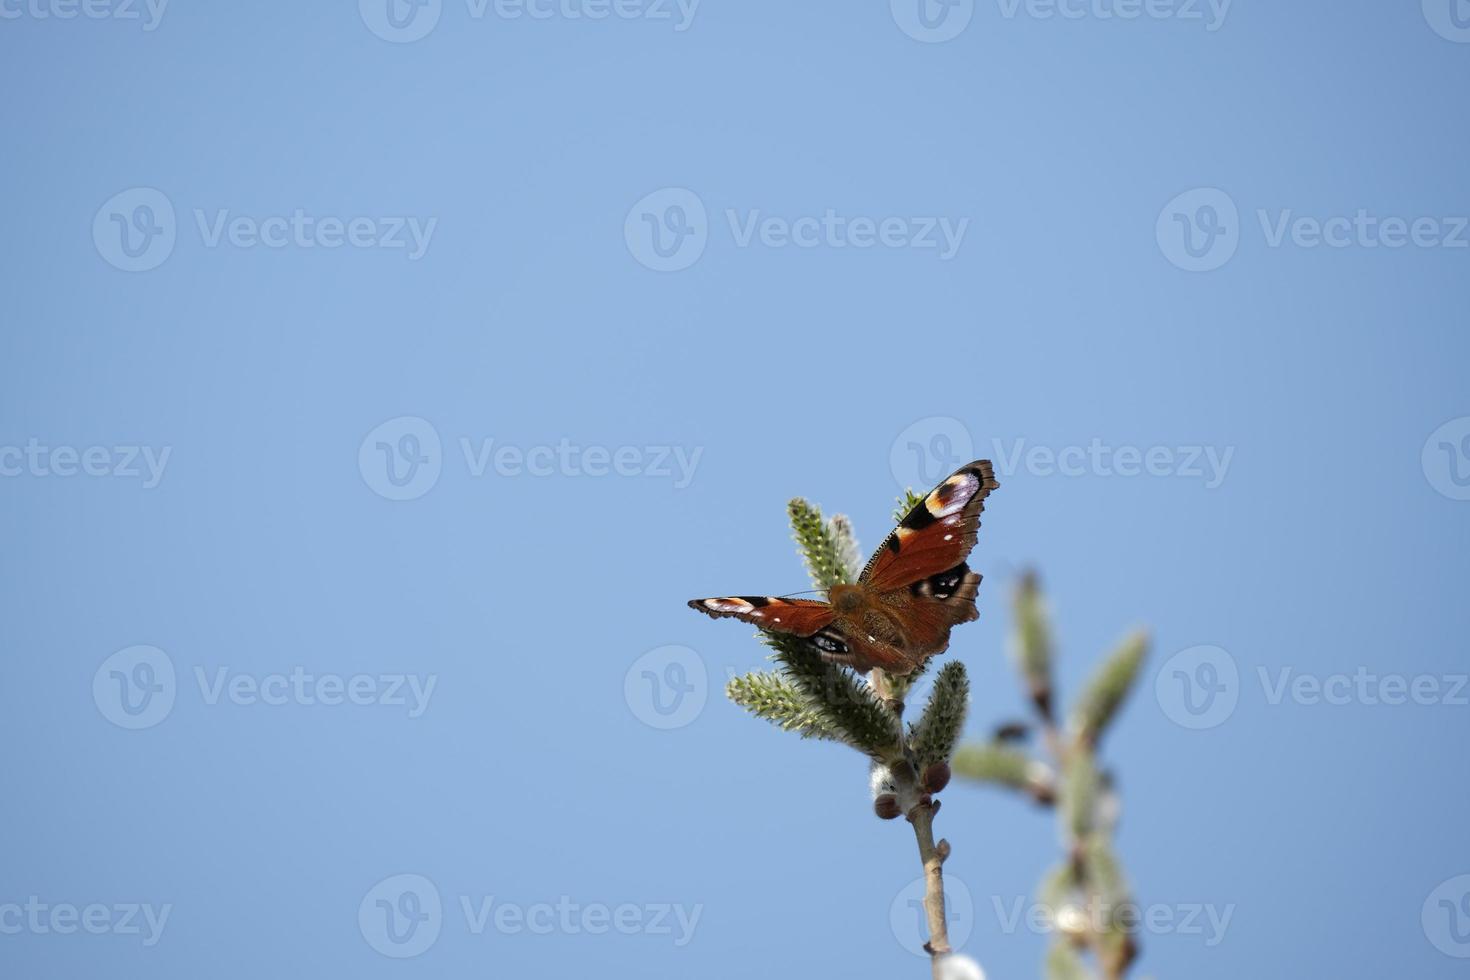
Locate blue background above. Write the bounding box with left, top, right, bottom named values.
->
left=3, top=1, right=1468, bottom=977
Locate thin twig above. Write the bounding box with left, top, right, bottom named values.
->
left=909, top=798, right=952, bottom=977
left=875, top=667, right=958, bottom=977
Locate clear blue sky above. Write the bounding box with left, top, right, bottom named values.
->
left=2, top=2, right=1468, bottom=978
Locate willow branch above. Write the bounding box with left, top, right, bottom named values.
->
left=909, top=796, right=953, bottom=977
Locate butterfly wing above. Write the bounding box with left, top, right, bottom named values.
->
left=688, top=595, right=902, bottom=671
left=859, top=460, right=998, bottom=592
left=855, top=460, right=999, bottom=669
left=686, top=596, right=836, bottom=637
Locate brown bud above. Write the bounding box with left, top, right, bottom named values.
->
left=921, top=761, right=951, bottom=793
left=874, top=794, right=902, bottom=820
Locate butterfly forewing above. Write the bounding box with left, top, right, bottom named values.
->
left=859, top=460, right=998, bottom=592
left=685, top=596, right=836, bottom=636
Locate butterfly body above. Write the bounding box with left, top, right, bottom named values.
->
left=688, top=460, right=998, bottom=675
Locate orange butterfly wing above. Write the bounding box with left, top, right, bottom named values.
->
left=686, top=596, right=836, bottom=636
left=859, top=460, right=998, bottom=593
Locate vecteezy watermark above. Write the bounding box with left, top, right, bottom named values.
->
left=1423, top=0, right=1470, bottom=43
left=358, top=0, right=698, bottom=43
left=1156, top=188, right=1238, bottom=272
left=1156, top=645, right=1469, bottom=730
left=625, top=645, right=707, bottom=730
left=360, top=874, right=442, bottom=958
left=0, top=898, right=171, bottom=947
left=890, top=0, right=975, bottom=43
left=991, top=437, right=1233, bottom=488
left=358, top=874, right=703, bottom=957
left=994, top=0, right=1229, bottom=29
left=93, top=188, right=437, bottom=272
left=92, top=188, right=176, bottom=272
left=459, top=895, right=702, bottom=946
left=0, top=440, right=171, bottom=488
left=357, top=416, right=704, bottom=500
left=1154, top=645, right=1238, bottom=729
left=0, top=0, right=168, bottom=30
left=891, top=0, right=1228, bottom=42
left=92, top=646, right=437, bottom=729
left=1423, top=874, right=1470, bottom=958
left=1158, top=187, right=1470, bottom=272
left=193, top=667, right=436, bottom=717
left=93, top=646, right=176, bottom=730
left=991, top=896, right=1234, bottom=946
left=625, top=188, right=970, bottom=272
left=359, top=417, right=443, bottom=501
left=1422, top=417, right=1470, bottom=501
left=888, top=418, right=1234, bottom=490
left=891, top=417, right=976, bottom=491
left=891, top=873, right=974, bottom=956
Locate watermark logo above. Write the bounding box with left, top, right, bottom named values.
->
left=995, top=0, right=1229, bottom=29
left=361, top=0, right=696, bottom=39
left=891, top=0, right=974, bottom=42
left=360, top=874, right=443, bottom=958
left=992, top=895, right=1233, bottom=945
left=1423, top=0, right=1470, bottom=43
left=460, top=895, right=702, bottom=943
left=0, top=899, right=172, bottom=946
left=1155, top=645, right=1238, bottom=729
left=1159, top=648, right=1466, bottom=729
left=1423, top=875, right=1470, bottom=957
left=626, top=188, right=969, bottom=271
left=93, top=646, right=176, bottom=730
left=0, top=441, right=172, bottom=487
left=891, top=873, right=973, bottom=956
left=94, top=188, right=436, bottom=270
left=94, top=188, right=176, bottom=273
left=625, top=645, right=707, bottom=729
left=360, top=421, right=702, bottom=498
left=891, top=417, right=975, bottom=492
left=1157, top=188, right=1238, bottom=272
left=97, top=654, right=436, bottom=729
left=0, top=0, right=167, bottom=30
left=890, top=421, right=1235, bottom=490
left=1423, top=417, right=1470, bottom=501
left=359, top=0, right=442, bottom=41
left=992, top=438, right=1233, bottom=487
left=194, top=667, right=436, bottom=717
left=1162, top=188, right=1470, bottom=271
left=1258, top=667, right=1467, bottom=708
left=625, top=188, right=708, bottom=272
left=359, top=417, right=443, bottom=501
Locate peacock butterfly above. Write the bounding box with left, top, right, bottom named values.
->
left=688, top=460, right=999, bottom=675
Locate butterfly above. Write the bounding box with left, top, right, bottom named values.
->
left=687, top=460, right=999, bottom=676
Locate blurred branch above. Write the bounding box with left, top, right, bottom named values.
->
left=1071, top=631, right=1148, bottom=750
left=952, top=572, right=1149, bottom=980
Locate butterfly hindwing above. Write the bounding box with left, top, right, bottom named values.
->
left=685, top=596, right=836, bottom=637
left=896, top=560, right=984, bottom=655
